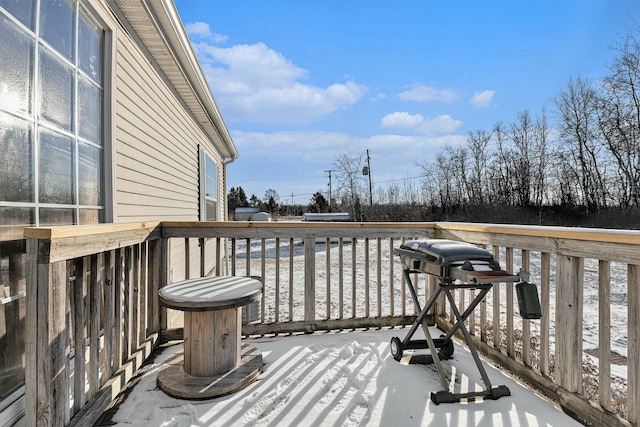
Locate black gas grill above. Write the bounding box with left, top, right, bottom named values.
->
left=391, top=239, right=537, bottom=404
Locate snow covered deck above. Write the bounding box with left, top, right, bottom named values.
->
left=22, top=221, right=637, bottom=426
left=98, top=328, right=582, bottom=426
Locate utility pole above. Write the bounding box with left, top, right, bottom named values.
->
left=363, top=149, right=373, bottom=206
left=324, top=169, right=334, bottom=211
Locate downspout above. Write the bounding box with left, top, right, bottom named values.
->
left=223, top=157, right=236, bottom=221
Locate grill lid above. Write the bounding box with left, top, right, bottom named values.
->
left=399, top=239, right=495, bottom=266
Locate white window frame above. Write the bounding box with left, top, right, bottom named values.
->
left=199, top=146, right=219, bottom=221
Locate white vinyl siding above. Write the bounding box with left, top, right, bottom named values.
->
left=112, top=28, right=223, bottom=222
left=110, top=14, right=226, bottom=287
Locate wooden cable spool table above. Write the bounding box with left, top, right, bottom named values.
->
left=157, top=276, right=263, bottom=399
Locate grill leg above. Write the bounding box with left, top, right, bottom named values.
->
left=404, top=269, right=422, bottom=310
left=400, top=273, right=442, bottom=348
left=443, top=288, right=493, bottom=389
left=420, top=309, right=449, bottom=391
left=397, top=271, right=449, bottom=391
left=441, top=285, right=491, bottom=340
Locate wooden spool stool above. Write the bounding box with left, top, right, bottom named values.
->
left=157, top=276, right=263, bottom=399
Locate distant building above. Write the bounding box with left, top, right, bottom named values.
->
left=235, top=207, right=260, bottom=220
left=251, top=211, right=272, bottom=221
left=302, top=212, right=351, bottom=222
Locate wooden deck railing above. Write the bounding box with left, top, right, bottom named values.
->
left=23, top=221, right=640, bottom=426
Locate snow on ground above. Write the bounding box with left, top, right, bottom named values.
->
left=106, top=328, right=582, bottom=427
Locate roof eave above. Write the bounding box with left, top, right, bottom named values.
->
left=110, top=0, right=239, bottom=161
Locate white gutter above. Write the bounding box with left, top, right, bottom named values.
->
left=143, top=0, right=238, bottom=160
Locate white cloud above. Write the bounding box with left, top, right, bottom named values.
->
left=381, top=112, right=424, bottom=130
left=185, top=22, right=227, bottom=43
left=470, top=90, right=495, bottom=108
left=381, top=112, right=463, bottom=134
left=398, top=84, right=459, bottom=103
left=189, top=38, right=367, bottom=124
left=231, top=129, right=465, bottom=164
left=228, top=129, right=467, bottom=198
left=185, top=22, right=211, bottom=38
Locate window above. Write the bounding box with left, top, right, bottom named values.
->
left=0, top=0, right=106, bottom=227
left=0, top=0, right=107, bottom=407
left=200, top=148, right=219, bottom=221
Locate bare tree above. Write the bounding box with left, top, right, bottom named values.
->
left=555, top=75, right=609, bottom=212
left=531, top=107, right=551, bottom=212
left=487, top=122, right=514, bottom=205
left=466, top=129, right=491, bottom=205
left=597, top=33, right=640, bottom=207
left=419, top=145, right=467, bottom=212
left=333, top=153, right=366, bottom=216
left=510, top=110, right=534, bottom=207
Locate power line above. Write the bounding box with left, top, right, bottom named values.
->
left=234, top=172, right=427, bottom=204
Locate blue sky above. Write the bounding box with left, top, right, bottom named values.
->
left=174, top=0, right=639, bottom=205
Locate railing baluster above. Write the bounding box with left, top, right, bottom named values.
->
left=184, top=238, right=190, bottom=280
left=139, top=243, right=147, bottom=347
left=480, top=285, right=487, bottom=342
left=492, top=246, right=501, bottom=350
left=521, top=249, right=531, bottom=367
left=215, top=237, right=222, bottom=275
left=114, top=248, right=123, bottom=371
left=132, top=244, right=140, bottom=351
left=124, top=247, right=132, bottom=361
left=506, top=247, right=514, bottom=357
left=88, top=253, right=100, bottom=400
left=364, top=238, right=370, bottom=318
left=598, top=259, right=611, bottom=410
left=377, top=238, right=382, bottom=318
left=147, top=240, right=161, bottom=335
left=73, top=257, right=86, bottom=414
left=261, top=238, right=266, bottom=323
left=304, top=237, right=315, bottom=322
left=231, top=238, right=237, bottom=275
left=102, top=250, right=114, bottom=383
left=275, top=238, right=280, bottom=322
left=199, top=237, right=205, bottom=277
left=289, top=238, right=294, bottom=322
left=540, top=252, right=551, bottom=376
left=351, top=238, right=357, bottom=318
left=245, top=238, right=250, bottom=277
left=389, top=238, right=394, bottom=317
left=326, top=238, right=331, bottom=320
left=458, top=286, right=464, bottom=331
left=628, top=263, right=640, bottom=425
left=339, top=238, right=344, bottom=319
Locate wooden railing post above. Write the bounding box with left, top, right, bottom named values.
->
left=158, top=237, right=169, bottom=335
left=26, top=237, right=70, bottom=426
left=73, top=257, right=86, bottom=413
left=304, top=238, right=315, bottom=322
left=147, top=241, right=160, bottom=335
left=555, top=254, right=584, bottom=393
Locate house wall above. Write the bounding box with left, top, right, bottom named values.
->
left=107, top=10, right=226, bottom=325
left=112, top=27, right=224, bottom=222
